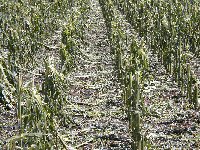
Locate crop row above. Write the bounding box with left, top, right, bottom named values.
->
left=0, top=0, right=90, bottom=149
left=112, top=0, right=199, bottom=109
left=99, top=0, right=200, bottom=149
left=99, top=0, right=150, bottom=149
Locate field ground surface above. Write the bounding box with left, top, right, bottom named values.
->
left=0, top=0, right=200, bottom=149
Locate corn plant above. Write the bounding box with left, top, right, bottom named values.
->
left=4, top=58, right=71, bottom=149
left=0, top=56, right=16, bottom=109
left=112, top=0, right=200, bottom=109
left=1, top=0, right=90, bottom=149
left=99, top=0, right=150, bottom=149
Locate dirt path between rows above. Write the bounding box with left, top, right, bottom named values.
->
left=64, top=0, right=131, bottom=149
left=141, top=51, right=200, bottom=149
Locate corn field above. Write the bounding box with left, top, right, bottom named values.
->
left=0, top=0, right=90, bottom=149
left=0, top=0, right=199, bottom=149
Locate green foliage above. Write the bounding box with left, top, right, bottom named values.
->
left=59, top=44, right=74, bottom=74
left=1, top=0, right=90, bottom=149
left=112, top=0, right=200, bottom=109
left=99, top=0, right=150, bottom=149
left=100, top=0, right=200, bottom=149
